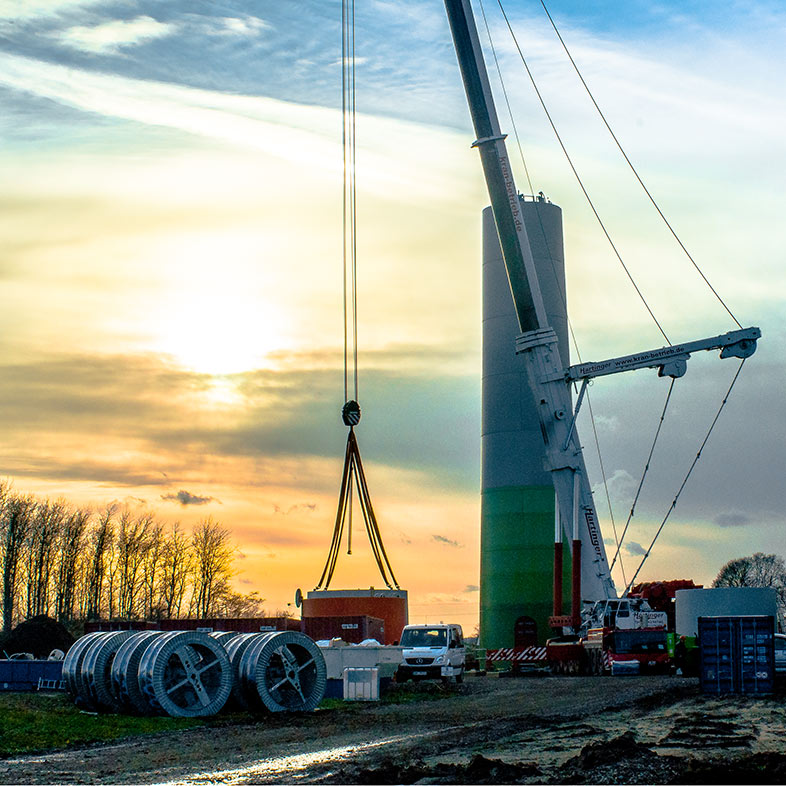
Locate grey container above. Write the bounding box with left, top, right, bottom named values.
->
left=698, top=615, right=774, bottom=695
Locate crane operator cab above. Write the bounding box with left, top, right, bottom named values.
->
left=395, top=623, right=465, bottom=684
left=582, top=598, right=667, bottom=633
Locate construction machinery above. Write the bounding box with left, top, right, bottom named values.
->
left=442, top=0, right=760, bottom=667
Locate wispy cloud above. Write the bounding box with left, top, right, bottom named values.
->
left=0, top=0, right=103, bottom=19
left=432, top=534, right=462, bottom=548
left=161, top=489, right=217, bottom=506
left=217, top=16, right=270, bottom=37
left=273, top=503, right=317, bottom=515
left=54, top=16, right=177, bottom=54
left=715, top=511, right=752, bottom=528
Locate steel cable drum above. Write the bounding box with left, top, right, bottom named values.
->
left=210, top=631, right=240, bottom=646
left=224, top=633, right=269, bottom=710
left=79, top=630, right=136, bottom=712
left=62, top=632, right=106, bottom=704
left=111, top=630, right=163, bottom=715
left=137, top=631, right=233, bottom=717
left=238, top=631, right=327, bottom=713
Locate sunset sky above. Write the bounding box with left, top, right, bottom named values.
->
left=1, top=0, right=784, bottom=631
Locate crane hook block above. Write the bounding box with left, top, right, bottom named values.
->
left=342, top=400, right=361, bottom=427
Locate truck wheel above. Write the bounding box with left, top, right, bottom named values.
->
left=456, top=668, right=464, bottom=684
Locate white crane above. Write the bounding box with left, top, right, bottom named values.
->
left=443, top=0, right=760, bottom=629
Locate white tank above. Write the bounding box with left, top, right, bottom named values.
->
left=674, top=587, right=778, bottom=637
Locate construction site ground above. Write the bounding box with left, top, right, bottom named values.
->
left=3, top=674, right=786, bottom=784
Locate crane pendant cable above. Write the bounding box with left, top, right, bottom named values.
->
left=315, top=0, right=398, bottom=591
left=315, top=405, right=400, bottom=591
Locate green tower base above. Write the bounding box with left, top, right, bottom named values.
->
left=480, top=485, right=572, bottom=648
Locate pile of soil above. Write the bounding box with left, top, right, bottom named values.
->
left=677, top=752, right=786, bottom=785
left=556, top=731, right=680, bottom=785
left=0, top=615, right=75, bottom=659
left=331, top=754, right=541, bottom=785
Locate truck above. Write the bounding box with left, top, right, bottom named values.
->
left=547, top=597, right=670, bottom=675
left=395, top=624, right=465, bottom=684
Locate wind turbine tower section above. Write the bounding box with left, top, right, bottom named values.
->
left=481, top=195, right=570, bottom=648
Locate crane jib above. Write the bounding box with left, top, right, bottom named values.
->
left=445, top=0, right=547, bottom=334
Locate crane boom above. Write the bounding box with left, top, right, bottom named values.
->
left=443, top=0, right=761, bottom=627
left=443, top=0, right=547, bottom=334
left=444, top=0, right=616, bottom=617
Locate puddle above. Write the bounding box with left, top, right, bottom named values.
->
left=150, top=730, right=444, bottom=785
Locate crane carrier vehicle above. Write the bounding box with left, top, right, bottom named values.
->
left=443, top=0, right=760, bottom=673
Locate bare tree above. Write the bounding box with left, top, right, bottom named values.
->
left=54, top=506, right=90, bottom=622
left=190, top=518, right=234, bottom=618
left=714, top=552, right=786, bottom=623
left=1, top=491, right=34, bottom=631
left=83, top=505, right=115, bottom=620
left=159, top=522, right=192, bottom=619
left=115, top=511, right=154, bottom=619
left=141, top=520, right=165, bottom=620
left=214, top=589, right=267, bottom=619
left=25, top=500, right=66, bottom=618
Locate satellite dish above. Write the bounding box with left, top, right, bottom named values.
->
left=294, top=588, right=303, bottom=608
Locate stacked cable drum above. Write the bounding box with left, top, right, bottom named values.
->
left=62, top=629, right=326, bottom=718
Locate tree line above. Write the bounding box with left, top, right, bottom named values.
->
left=0, top=482, right=266, bottom=632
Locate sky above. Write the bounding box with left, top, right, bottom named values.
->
left=0, top=0, right=784, bottom=632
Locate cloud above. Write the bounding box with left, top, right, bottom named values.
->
left=464, top=584, right=479, bottom=593
left=0, top=0, right=104, bottom=19
left=592, top=468, right=636, bottom=506
left=626, top=541, right=647, bottom=556
left=161, top=489, right=216, bottom=506
left=432, top=534, right=462, bottom=548
left=55, top=16, right=176, bottom=54
left=217, top=17, right=270, bottom=37
left=715, top=511, right=752, bottom=528
left=273, top=503, right=317, bottom=515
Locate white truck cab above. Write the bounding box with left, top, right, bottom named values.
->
left=395, top=623, right=465, bottom=684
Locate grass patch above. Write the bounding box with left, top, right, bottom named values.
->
left=0, top=692, right=205, bottom=758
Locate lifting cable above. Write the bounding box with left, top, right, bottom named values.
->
left=494, top=0, right=671, bottom=345
left=315, top=418, right=400, bottom=590
left=608, top=378, right=676, bottom=571
left=623, top=359, right=747, bottom=594
left=484, top=1, right=750, bottom=590
left=537, top=0, right=743, bottom=330
left=479, top=0, right=627, bottom=584
left=315, top=0, right=399, bottom=591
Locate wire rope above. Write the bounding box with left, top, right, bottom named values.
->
left=608, top=378, right=676, bottom=572
left=475, top=1, right=627, bottom=582
left=494, top=0, right=670, bottom=345
left=537, top=0, right=742, bottom=330
left=478, top=0, right=535, bottom=195
left=623, top=359, right=747, bottom=593
left=342, top=0, right=359, bottom=403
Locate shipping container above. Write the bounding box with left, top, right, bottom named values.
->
left=698, top=615, right=774, bottom=695
left=0, top=660, right=63, bottom=691
left=83, top=620, right=153, bottom=633
left=156, top=617, right=301, bottom=633
left=302, top=615, right=385, bottom=645
left=302, top=589, right=407, bottom=645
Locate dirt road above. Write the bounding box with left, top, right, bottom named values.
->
left=3, top=675, right=786, bottom=784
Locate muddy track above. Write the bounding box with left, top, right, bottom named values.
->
left=3, top=676, right=785, bottom=784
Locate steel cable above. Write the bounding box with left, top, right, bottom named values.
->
left=608, top=378, right=676, bottom=572
left=538, top=0, right=743, bottom=330
left=624, top=359, right=747, bottom=593
left=478, top=0, right=625, bottom=583
left=494, top=0, right=671, bottom=345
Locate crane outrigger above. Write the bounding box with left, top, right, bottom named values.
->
left=443, top=0, right=760, bottom=632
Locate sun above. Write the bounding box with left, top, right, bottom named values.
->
left=144, top=230, right=292, bottom=376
